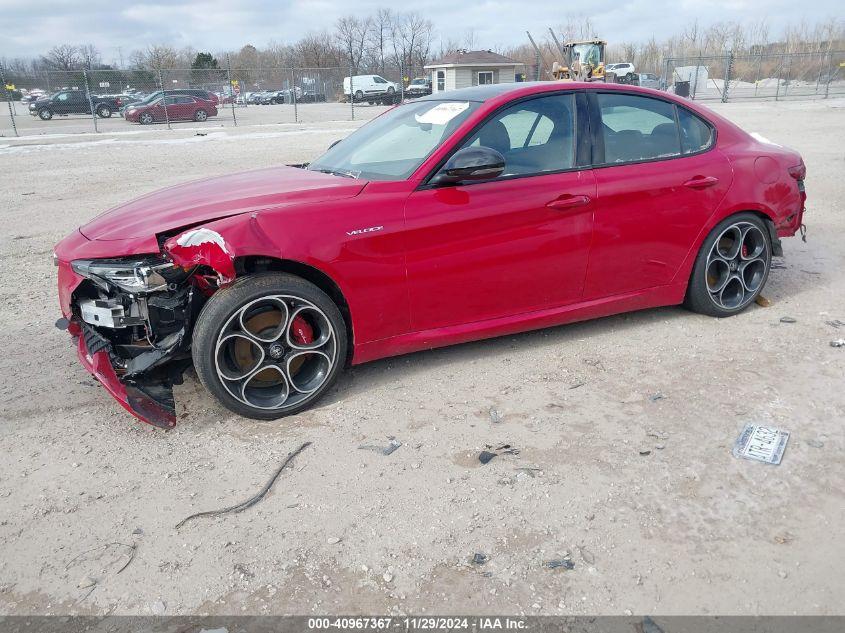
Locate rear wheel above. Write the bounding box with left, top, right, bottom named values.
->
left=685, top=212, right=772, bottom=317
left=192, top=273, right=347, bottom=420
left=354, top=90, right=363, bottom=102
left=194, top=109, right=208, bottom=122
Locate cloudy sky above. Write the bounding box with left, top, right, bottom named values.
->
left=1, top=0, right=839, bottom=62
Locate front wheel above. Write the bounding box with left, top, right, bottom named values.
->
left=38, top=109, right=53, bottom=120
left=387, top=86, right=395, bottom=95
left=685, top=213, right=772, bottom=317
left=139, top=112, right=154, bottom=124
left=192, top=273, right=348, bottom=420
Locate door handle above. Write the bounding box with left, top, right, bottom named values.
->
left=546, top=194, right=591, bottom=210
left=683, top=175, right=719, bottom=189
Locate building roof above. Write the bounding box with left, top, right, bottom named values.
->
left=425, top=50, right=522, bottom=69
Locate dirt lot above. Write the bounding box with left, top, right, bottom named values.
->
left=0, top=98, right=843, bottom=617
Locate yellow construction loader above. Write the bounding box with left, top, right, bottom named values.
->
left=551, top=39, right=607, bottom=82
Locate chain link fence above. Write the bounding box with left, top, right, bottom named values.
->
left=1, top=62, right=412, bottom=137
left=664, top=50, right=845, bottom=101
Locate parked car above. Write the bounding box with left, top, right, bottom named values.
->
left=607, top=62, right=636, bottom=81
left=123, top=95, right=217, bottom=124
left=259, top=90, right=290, bottom=105
left=406, top=77, right=432, bottom=97
left=21, top=90, right=46, bottom=104
left=343, top=74, right=399, bottom=101
left=29, top=90, right=123, bottom=120
left=54, top=82, right=807, bottom=428
left=246, top=91, right=266, bottom=105
left=125, top=89, right=218, bottom=109
left=636, top=73, right=662, bottom=89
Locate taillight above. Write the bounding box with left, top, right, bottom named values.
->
left=789, top=161, right=807, bottom=207
left=788, top=161, right=806, bottom=180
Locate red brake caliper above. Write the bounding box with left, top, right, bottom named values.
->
left=291, top=315, right=315, bottom=345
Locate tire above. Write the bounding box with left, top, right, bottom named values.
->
left=387, top=86, right=395, bottom=95
left=684, top=212, right=772, bottom=317
left=139, top=112, right=154, bottom=125
left=38, top=109, right=53, bottom=120
left=354, top=90, right=363, bottom=102
left=97, top=105, right=112, bottom=118
left=194, top=109, right=208, bottom=122
left=192, top=273, right=348, bottom=420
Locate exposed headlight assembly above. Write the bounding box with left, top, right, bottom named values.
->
left=72, top=258, right=173, bottom=294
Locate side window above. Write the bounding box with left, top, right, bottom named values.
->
left=462, top=93, right=576, bottom=177
left=374, top=76, right=387, bottom=84
left=57, top=93, right=69, bottom=102
left=164, top=96, right=179, bottom=105
left=597, top=93, right=680, bottom=164
left=436, top=71, right=445, bottom=91
left=177, top=96, right=194, bottom=104
left=677, top=107, right=714, bottom=154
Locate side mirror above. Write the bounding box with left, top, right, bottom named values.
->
left=430, top=146, right=505, bottom=185
left=328, top=139, right=342, bottom=150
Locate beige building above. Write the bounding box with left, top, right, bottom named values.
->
left=424, top=50, right=524, bottom=93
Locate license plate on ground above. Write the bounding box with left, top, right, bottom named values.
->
left=733, top=424, right=790, bottom=465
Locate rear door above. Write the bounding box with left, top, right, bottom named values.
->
left=582, top=91, right=733, bottom=299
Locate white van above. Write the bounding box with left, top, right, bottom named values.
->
left=343, top=74, right=399, bottom=100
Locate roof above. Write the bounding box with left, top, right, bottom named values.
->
left=424, top=50, right=522, bottom=68
left=412, top=80, right=682, bottom=104
left=413, top=82, right=546, bottom=102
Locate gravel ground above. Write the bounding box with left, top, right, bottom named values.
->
left=0, top=98, right=843, bottom=617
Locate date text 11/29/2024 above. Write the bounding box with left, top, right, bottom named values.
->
left=307, top=617, right=527, bottom=630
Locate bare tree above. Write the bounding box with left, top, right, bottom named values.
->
left=130, top=45, right=179, bottom=70
left=79, top=44, right=101, bottom=69
left=296, top=31, right=341, bottom=69
left=368, top=8, right=393, bottom=75
left=335, top=15, right=371, bottom=73
left=41, top=45, right=81, bottom=71
left=390, top=12, right=434, bottom=77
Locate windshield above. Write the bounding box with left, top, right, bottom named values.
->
left=307, top=99, right=480, bottom=181
left=411, top=79, right=426, bottom=85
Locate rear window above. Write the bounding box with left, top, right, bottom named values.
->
left=677, top=107, right=714, bottom=154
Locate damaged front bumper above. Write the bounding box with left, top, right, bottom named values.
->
left=72, top=322, right=179, bottom=428
left=57, top=248, right=204, bottom=429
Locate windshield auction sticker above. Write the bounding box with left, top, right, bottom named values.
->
left=415, top=102, right=470, bottom=125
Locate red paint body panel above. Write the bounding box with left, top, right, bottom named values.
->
left=584, top=149, right=734, bottom=298
left=404, top=170, right=596, bottom=330
left=54, top=82, right=807, bottom=423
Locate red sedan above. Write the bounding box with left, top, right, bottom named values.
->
left=54, top=82, right=806, bottom=428
left=124, top=95, right=217, bottom=124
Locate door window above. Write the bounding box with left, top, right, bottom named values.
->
left=373, top=76, right=387, bottom=84
left=478, top=71, right=494, bottom=85
left=597, top=93, right=680, bottom=163
left=677, top=107, right=714, bottom=154
left=461, top=93, right=576, bottom=177
left=56, top=93, right=69, bottom=102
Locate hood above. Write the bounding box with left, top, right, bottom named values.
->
left=79, top=166, right=368, bottom=241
